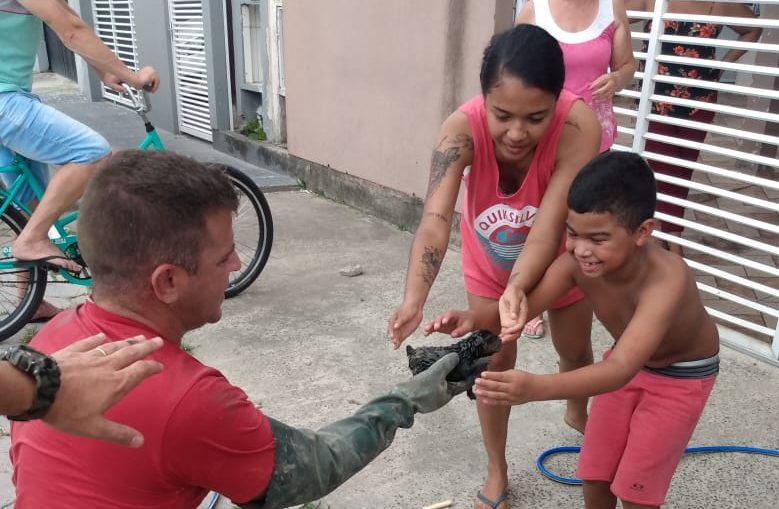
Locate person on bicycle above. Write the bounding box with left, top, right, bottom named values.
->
left=10, top=150, right=483, bottom=509
left=0, top=0, right=159, bottom=320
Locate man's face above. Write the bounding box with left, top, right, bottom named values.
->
left=565, top=210, right=637, bottom=278
left=177, top=209, right=240, bottom=329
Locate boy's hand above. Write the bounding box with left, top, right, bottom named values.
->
left=473, top=369, right=535, bottom=405
left=388, top=302, right=423, bottom=350
left=498, top=286, right=528, bottom=342
left=423, top=309, right=476, bottom=337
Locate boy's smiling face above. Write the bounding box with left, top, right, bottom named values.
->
left=565, top=210, right=643, bottom=278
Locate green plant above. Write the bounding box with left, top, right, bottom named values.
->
left=241, top=117, right=267, bottom=141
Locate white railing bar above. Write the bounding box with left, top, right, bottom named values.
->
left=648, top=95, right=779, bottom=124
left=707, top=307, right=774, bottom=338
left=657, top=192, right=779, bottom=235
left=626, top=10, right=652, bottom=20
left=614, top=106, right=638, bottom=118
left=643, top=132, right=779, bottom=169
left=617, top=89, right=641, bottom=99
left=643, top=151, right=779, bottom=192
left=630, top=32, right=651, bottom=41
left=655, top=55, right=779, bottom=78
left=631, top=0, right=667, bottom=154
left=652, top=75, right=779, bottom=100
left=653, top=230, right=779, bottom=279
left=658, top=35, right=779, bottom=53
left=661, top=13, right=779, bottom=28
left=645, top=113, right=779, bottom=146
left=719, top=324, right=779, bottom=366
left=654, top=211, right=779, bottom=257
left=652, top=170, right=779, bottom=213
left=697, top=282, right=779, bottom=318
left=685, top=258, right=779, bottom=296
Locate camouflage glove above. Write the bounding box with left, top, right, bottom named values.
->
left=243, top=353, right=462, bottom=509
left=391, top=352, right=476, bottom=412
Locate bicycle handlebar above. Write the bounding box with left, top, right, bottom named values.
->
left=120, top=83, right=152, bottom=115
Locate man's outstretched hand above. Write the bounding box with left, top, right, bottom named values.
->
left=45, top=334, right=164, bottom=447
left=392, top=352, right=478, bottom=413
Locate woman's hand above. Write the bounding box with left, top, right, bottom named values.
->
left=423, top=309, right=477, bottom=338
left=499, top=285, right=528, bottom=343
left=388, top=302, right=423, bottom=349
left=590, top=72, right=619, bottom=100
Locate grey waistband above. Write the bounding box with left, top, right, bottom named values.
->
left=644, top=354, right=720, bottom=379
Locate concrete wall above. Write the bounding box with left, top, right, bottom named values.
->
left=283, top=0, right=514, bottom=198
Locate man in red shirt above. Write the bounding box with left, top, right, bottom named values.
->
left=10, top=150, right=479, bottom=509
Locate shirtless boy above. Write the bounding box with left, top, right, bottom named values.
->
left=451, top=151, right=718, bottom=509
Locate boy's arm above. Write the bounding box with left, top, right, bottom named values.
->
left=499, top=254, right=577, bottom=342
left=480, top=272, right=683, bottom=403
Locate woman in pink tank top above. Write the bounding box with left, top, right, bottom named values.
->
left=518, top=0, right=635, bottom=153
left=387, top=25, right=600, bottom=509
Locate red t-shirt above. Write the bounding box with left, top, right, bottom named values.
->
left=10, top=300, right=275, bottom=509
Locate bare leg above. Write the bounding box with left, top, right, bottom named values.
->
left=583, top=481, right=618, bottom=509
left=547, top=298, right=593, bottom=433
left=469, top=293, right=511, bottom=509
left=12, top=156, right=110, bottom=271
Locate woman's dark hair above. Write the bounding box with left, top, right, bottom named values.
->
left=567, top=152, right=656, bottom=231
left=480, top=24, right=565, bottom=97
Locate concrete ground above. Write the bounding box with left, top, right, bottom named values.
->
left=1, top=74, right=778, bottom=508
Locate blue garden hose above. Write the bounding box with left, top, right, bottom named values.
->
left=537, top=445, right=779, bottom=485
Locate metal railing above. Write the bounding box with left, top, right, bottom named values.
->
left=616, top=0, right=778, bottom=364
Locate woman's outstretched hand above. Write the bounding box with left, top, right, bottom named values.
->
left=423, top=309, right=477, bottom=338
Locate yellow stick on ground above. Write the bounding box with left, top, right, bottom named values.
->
left=422, top=500, right=453, bottom=509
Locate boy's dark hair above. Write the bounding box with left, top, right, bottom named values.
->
left=480, top=24, right=565, bottom=98
left=567, top=151, right=656, bottom=231
left=78, top=150, right=238, bottom=292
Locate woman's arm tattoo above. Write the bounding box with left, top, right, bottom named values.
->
left=420, top=246, right=443, bottom=286
left=427, top=134, right=473, bottom=199
left=424, top=212, right=450, bottom=223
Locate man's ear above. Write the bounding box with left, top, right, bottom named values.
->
left=635, top=218, right=656, bottom=246
left=149, top=264, right=187, bottom=304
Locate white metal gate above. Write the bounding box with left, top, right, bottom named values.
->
left=168, top=0, right=213, bottom=141
left=616, top=1, right=779, bottom=363
left=91, top=0, right=140, bottom=107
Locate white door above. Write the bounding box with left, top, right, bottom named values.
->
left=91, top=0, right=140, bottom=107
left=168, top=0, right=213, bottom=141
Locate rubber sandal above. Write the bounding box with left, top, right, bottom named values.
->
left=522, top=316, right=545, bottom=339
left=18, top=255, right=83, bottom=276
left=475, top=490, right=508, bottom=509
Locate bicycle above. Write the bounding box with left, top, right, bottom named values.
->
left=0, top=85, right=273, bottom=341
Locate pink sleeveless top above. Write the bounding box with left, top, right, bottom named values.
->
left=458, top=90, right=583, bottom=307
left=534, top=0, right=617, bottom=152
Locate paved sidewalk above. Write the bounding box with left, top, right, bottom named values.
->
left=1, top=75, right=777, bottom=509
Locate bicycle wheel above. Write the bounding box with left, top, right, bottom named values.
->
left=224, top=166, right=273, bottom=298
left=0, top=207, right=47, bottom=342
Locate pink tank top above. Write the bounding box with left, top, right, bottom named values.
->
left=458, top=90, right=580, bottom=301
left=534, top=0, right=617, bottom=152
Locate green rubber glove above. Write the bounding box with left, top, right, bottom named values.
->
left=242, top=353, right=468, bottom=509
